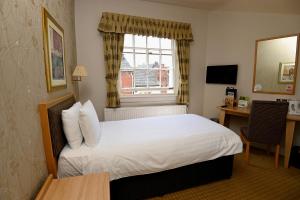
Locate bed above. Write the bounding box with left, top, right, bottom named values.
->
left=39, top=94, right=242, bottom=200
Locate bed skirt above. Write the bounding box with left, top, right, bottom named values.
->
left=110, top=155, right=234, bottom=200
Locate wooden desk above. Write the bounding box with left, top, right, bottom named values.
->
left=218, top=106, right=300, bottom=168
left=36, top=173, right=110, bottom=200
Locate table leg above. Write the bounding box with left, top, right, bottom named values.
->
left=219, top=110, right=226, bottom=125
left=219, top=110, right=230, bottom=127
left=284, top=120, right=296, bottom=168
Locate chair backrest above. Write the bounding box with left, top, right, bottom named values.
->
left=246, top=100, right=288, bottom=144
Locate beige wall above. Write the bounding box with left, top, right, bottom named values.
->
left=75, top=0, right=208, bottom=120
left=0, top=0, right=77, bottom=199
left=203, top=11, right=300, bottom=144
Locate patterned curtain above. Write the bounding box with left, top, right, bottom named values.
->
left=176, top=40, right=190, bottom=105
left=103, top=32, right=124, bottom=108
left=98, top=12, right=193, bottom=41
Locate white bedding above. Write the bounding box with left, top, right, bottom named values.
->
left=58, top=114, right=242, bottom=180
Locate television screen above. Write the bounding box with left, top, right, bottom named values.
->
left=206, top=65, right=238, bottom=84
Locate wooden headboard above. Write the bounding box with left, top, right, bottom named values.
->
left=39, top=93, right=76, bottom=177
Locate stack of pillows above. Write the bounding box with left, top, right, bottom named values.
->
left=62, top=100, right=100, bottom=149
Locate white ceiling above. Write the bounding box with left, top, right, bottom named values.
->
left=142, top=0, right=300, bottom=15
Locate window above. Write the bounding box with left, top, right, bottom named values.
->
left=120, top=34, right=176, bottom=96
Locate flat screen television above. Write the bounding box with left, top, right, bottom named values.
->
left=206, top=65, right=238, bottom=84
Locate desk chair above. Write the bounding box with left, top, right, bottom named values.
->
left=240, top=100, right=288, bottom=168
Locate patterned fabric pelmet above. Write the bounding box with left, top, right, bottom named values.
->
left=98, top=12, right=193, bottom=41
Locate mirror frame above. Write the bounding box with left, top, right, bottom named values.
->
left=252, top=33, right=300, bottom=95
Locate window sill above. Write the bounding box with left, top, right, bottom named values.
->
left=120, top=95, right=176, bottom=107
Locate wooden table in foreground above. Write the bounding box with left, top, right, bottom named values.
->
left=218, top=106, right=300, bottom=168
left=35, top=173, right=110, bottom=200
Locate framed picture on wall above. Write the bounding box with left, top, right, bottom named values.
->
left=278, top=62, right=295, bottom=84
left=42, top=7, right=67, bottom=92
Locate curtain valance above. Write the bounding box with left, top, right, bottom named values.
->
left=98, top=12, right=193, bottom=41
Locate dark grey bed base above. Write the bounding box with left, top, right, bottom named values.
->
left=110, top=155, right=234, bottom=200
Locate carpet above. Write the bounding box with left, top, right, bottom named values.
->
left=150, top=149, right=300, bottom=200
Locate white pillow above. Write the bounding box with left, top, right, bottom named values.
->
left=79, top=100, right=101, bottom=147
left=62, top=102, right=83, bottom=149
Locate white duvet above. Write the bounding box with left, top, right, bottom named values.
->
left=58, top=114, right=242, bottom=180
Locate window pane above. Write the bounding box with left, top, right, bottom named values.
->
left=161, top=69, right=170, bottom=87
left=148, top=70, right=160, bottom=87
left=152, top=89, right=173, bottom=94
left=121, top=53, right=134, bottom=69
left=149, top=49, right=160, bottom=54
left=148, top=37, right=160, bottom=48
left=151, top=90, right=163, bottom=94
left=133, top=89, right=151, bottom=95
left=120, top=89, right=133, bottom=96
left=167, top=89, right=174, bottom=94
left=149, top=54, right=160, bottom=68
left=161, top=38, right=172, bottom=49
left=135, top=49, right=146, bottom=54
left=134, top=69, right=147, bottom=87
left=133, top=89, right=174, bottom=95
left=168, top=69, right=174, bottom=88
left=120, top=71, right=133, bottom=88
left=124, top=34, right=133, bottom=47
left=135, top=35, right=146, bottom=48
left=123, top=48, right=134, bottom=53
left=120, top=35, right=175, bottom=96
left=135, top=54, right=147, bottom=68
left=161, top=55, right=172, bottom=68
left=161, top=88, right=174, bottom=94
left=162, top=50, right=172, bottom=55
left=134, top=89, right=157, bottom=95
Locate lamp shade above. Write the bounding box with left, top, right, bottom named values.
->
left=72, top=65, right=88, bottom=77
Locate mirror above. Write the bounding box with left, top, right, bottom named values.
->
left=253, top=34, right=299, bottom=95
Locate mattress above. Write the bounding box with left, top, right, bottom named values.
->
left=58, top=114, right=243, bottom=180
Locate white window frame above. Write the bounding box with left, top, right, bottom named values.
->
left=119, top=34, right=178, bottom=106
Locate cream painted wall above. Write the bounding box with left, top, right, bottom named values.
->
left=203, top=11, right=300, bottom=144
left=0, top=0, right=77, bottom=199
left=75, top=0, right=208, bottom=120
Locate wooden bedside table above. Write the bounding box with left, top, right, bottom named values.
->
left=36, top=173, right=110, bottom=200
